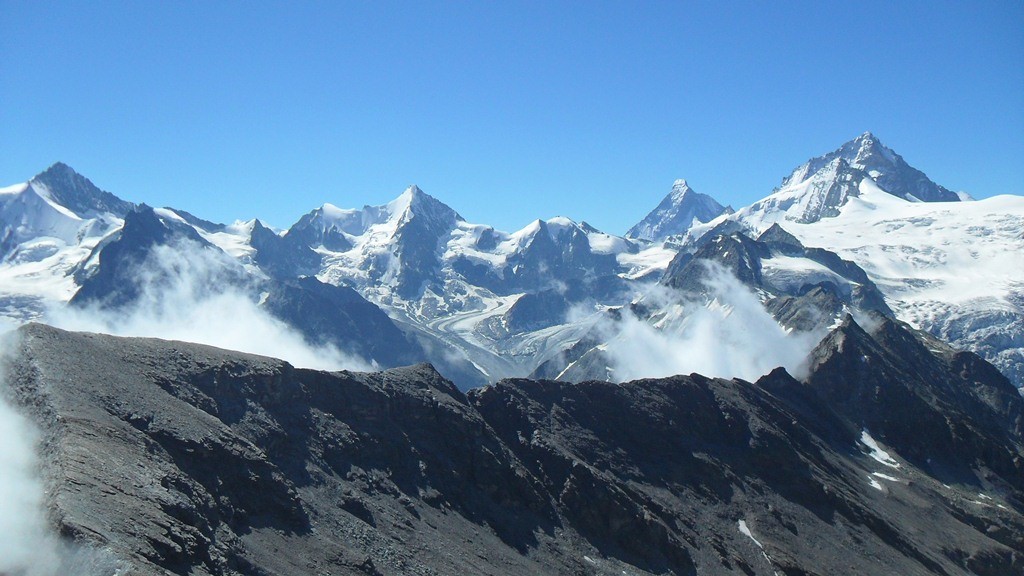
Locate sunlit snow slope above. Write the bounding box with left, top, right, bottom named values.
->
left=760, top=183, right=1024, bottom=387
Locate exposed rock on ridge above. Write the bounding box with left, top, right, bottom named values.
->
left=2, top=322, right=1022, bottom=575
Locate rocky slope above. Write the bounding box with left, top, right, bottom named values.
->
left=2, top=321, right=1021, bottom=575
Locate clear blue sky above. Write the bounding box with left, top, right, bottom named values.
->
left=2, top=1, right=1022, bottom=233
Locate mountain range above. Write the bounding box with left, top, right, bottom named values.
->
left=1, top=132, right=1023, bottom=575
left=1, top=132, right=1021, bottom=391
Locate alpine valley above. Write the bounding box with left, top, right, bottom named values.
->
left=1, top=133, right=1023, bottom=575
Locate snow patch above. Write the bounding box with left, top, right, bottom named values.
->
left=737, top=520, right=763, bottom=549
left=860, top=430, right=900, bottom=468
left=738, top=520, right=779, bottom=574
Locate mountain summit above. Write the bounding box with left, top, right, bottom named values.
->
left=737, top=132, right=963, bottom=225
left=626, top=179, right=729, bottom=241
left=784, top=132, right=959, bottom=204
left=30, top=162, right=135, bottom=218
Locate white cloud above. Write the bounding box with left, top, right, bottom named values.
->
left=0, top=332, right=122, bottom=575
left=48, top=240, right=373, bottom=372
left=599, top=261, right=825, bottom=382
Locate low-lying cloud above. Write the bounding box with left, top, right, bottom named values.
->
left=596, top=262, right=826, bottom=382
left=48, top=241, right=372, bottom=372
left=0, top=332, right=121, bottom=576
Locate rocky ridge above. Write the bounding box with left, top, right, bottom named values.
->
left=2, top=321, right=1022, bottom=575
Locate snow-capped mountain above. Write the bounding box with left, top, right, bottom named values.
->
left=295, top=185, right=462, bottom=299
left=535, top=225, right=894, bottom=384
left=279, top=185, right=665, bottom=383
left=1, top=132, right=1021, bottom=391
left=744, top=184, right=1024, bottom=389
left=626, top=179, right=730, bottom=241
left=733, top=132, right=962, bottom=226
left=672, top=133, right=1024, bottom=389
left=0, top=163, right=129, bottom=321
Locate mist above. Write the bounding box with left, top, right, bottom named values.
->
left=0, top=363, right=60, bottom=576
left=0, top=331, right=121, bottom=575
left=48, top=241, right=373, bottom=372
left=598, top=262, right=826, bottom=382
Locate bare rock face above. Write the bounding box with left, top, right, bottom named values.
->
left=4, top=324, right=564, bottom=576
left=2, top=321, right=1023, bottom=575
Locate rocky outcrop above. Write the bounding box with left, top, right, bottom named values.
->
left=2, top=321, right=1022, bottom=575
left=663, top=228, right=892, bottom=330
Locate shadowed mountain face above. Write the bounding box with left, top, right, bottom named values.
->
left=30, top=162, right=136, bottom=218
left=70, top=206, right=228, bottom=310
left=3, top=321, right=1022, bottom=576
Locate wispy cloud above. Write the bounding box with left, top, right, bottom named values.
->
left=595, top=261, right=825, bottom=382
left=48, top=240, right=372, bottom=371
left=0, top=331, right=121, bottom=575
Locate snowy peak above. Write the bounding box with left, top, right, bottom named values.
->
left=388, top=184, right=462, bottom=227
left=740, top=155, right=866, bottom=225
left=783, top=132, right=959, bottom=204
left=289, top=185, right=461, bottom=250
left=671, top=178, right=692, bottom=197
left=30, top=162, right=135, bottom=218
left=0, top=164, right=131, bottom=262
left=507, top=216, right=635, bottom=257
left=839, top=131, right=895, bottom=167
left=626, top=179, right=729, bottom=241
left=283, top=185, right=464, bottom=299
left=744, top=132, right=962, bottom=226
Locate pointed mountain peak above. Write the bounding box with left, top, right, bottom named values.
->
left=626, top=179, right=728, bottom=241
left=807, top=314, right=878, bottom=369
left=836, top=131, right=880, bottom=150
left=855, top=130, right=878, bottom=144
left=836, top=131, right=897, bottom=167
left=757, top=132, right=961, bottom=225
left=756, top=223, right=803, bottom=248
left=36, top=161, right=77, bottom=178
left=31, top=161, right=92, bottom=191
left=786, top=132, right=959, bottom=204
left=403, top=184, right=424, bottom=199
left=29, top=162, right=134, bottom=218
left=671, top=178, right=691, bottom=192
left=394, top=184, right=433, bottom=207
left=668, top=179, right=695, bottom=202
left=250, top=218, right=273, bottom=233
left=387, top=185, right=462, bottom=223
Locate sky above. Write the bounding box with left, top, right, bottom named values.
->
left=2, top=1, right=1022, bottom=234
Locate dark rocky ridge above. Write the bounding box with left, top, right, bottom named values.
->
left=31, top=162, right=136, bottom=218
left=2, top=321, right=1022, bottom=575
